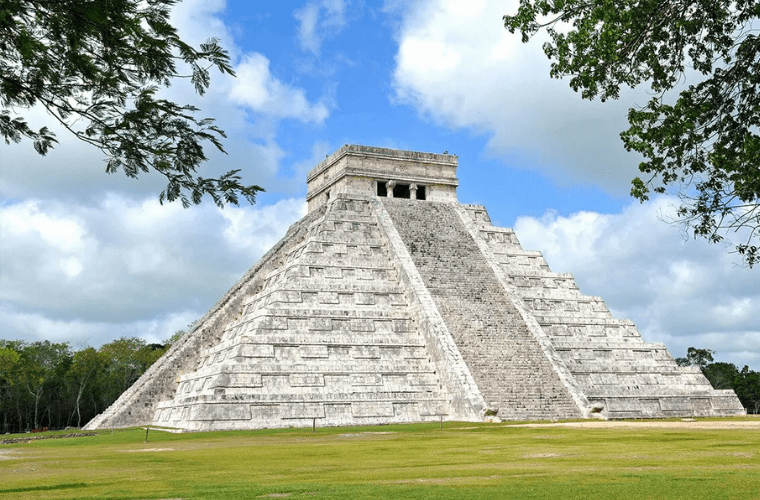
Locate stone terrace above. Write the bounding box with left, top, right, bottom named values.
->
left=383, top=199, right=581, bottom=420
left=85, top=145, right=745, bottom=431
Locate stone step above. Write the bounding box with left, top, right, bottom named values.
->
left=197, top=341, right=428, bottom=362
left=551, top=341, right=668, bottom=350
left=585, top=386, right=719, bottom=398
left=160, top=391, right=449, bottom=406
left=537, top=316, right=635, bottom=326
left=383, top=198, right=582, bottom=418
left=179, top=360, right=440, bottom=381
left=251, top=289, right=407, bottom=308
left=566, top=364, right=696, bottom=374
left=205, top=333, right=426, bottom=350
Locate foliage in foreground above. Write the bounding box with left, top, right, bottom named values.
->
left=1, top=421, right=760, bottom=499
left=504, top=0, right=760, bottom=266
left=0, top=337, right=168, bottom=433
left=0, top=0, right=263, bottom=207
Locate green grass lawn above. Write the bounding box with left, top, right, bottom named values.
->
left=1, top=419, right=759, bottom=499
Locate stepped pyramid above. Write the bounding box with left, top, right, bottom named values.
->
left=85, top=145, right=745, bottom=431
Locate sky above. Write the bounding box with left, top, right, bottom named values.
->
left=1, top=0, right=758, bottom=370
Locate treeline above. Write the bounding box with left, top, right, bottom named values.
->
left=2, top=340, right=758, bottom=433
left=0, top=338, right=171, bottom=434
left=676, top=347, right=760, bottom=414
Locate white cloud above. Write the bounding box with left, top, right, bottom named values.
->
left=0, top=201, right=97, bottom=284
left=290, top=141, right=333, bottom=183
left=294, top=0, right=349, bottom=54
left=229, top=54, right=330, bottom=123
left=1, top=201, right=88, bottom=253
left=513, top=197, right=760, bottom=369
left=0, top=303, right=201, bottom=347
left=0, top=1, right=329, bottom=352
left=391, top=0, right=646, bottom=192
left=158, top=0, right=332, bottom=190
left=170, top=0, right=238, bottom=56
left=0, top=2, right=298, bottom=204
left=221, top=198, right=307, bottom=256
left=0, top=194, right=305, bottom=343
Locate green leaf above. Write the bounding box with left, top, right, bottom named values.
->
left=1, top=0, right=257, bottom=208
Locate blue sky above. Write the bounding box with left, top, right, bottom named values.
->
left=213, top=0, right=629, bottom=221
left=1, top=0, right=758, bottom=370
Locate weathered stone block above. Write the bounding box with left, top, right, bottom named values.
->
left=350, top=346, right=380, bottom=359
left=351, top=374, right=383, bottom=386
left=281, top=403, right=325, bottom=419
left=351, top=402, right=394, bottom=417
left=289, top=374, right=325, bottom=387
left=238, top=344, right=274, bottom=358
left=299, top=345, right=329, bottom=358
left=190, top=404, right=252, bottom=421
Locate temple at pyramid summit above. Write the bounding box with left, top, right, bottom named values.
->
left=85, top=145, right=745, bottom=431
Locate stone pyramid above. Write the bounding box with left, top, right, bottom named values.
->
left=85, top=145, right=745, bottom=431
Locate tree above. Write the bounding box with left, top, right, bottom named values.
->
left=17, top=341, right=71, bottom=429
left=0, top=344, right=21, bottom=432
left=0, top=338, right=169, bottom=433
left=164, top=327, right=188, bottom=346
left=702, top=361, right=739, bottom=390
left=734, top=366, right=760, bottom=414
left=674, top=346, right=760, bottom=413
left=675, top=347, right=715, bottom=370
left=504, top=0, right=760, bottom=266
left=97, top=337, right=167, bottom=402
left=1, top=0, right=263, bottom=207
left=67, top=347, right=104, bottom=428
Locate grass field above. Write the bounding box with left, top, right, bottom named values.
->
left=2, top=419, right=759, bottom=499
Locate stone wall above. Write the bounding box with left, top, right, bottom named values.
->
left=372, top=198, right=486, bottom=421
left=85, top=145, right=746, bottom=430
left=459, top=204, right=746, bottom=418
left=84, top=207, right=327, bottom=430
left=383, top=199, right=583, bottom=420
left=306, top=145, right=459, bottom=213
left=147, top=195, right=458, bottom=430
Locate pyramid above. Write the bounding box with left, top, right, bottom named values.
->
left=85, top=145, right=745, bottom=431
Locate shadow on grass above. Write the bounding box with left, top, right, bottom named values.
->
left=0, top=482, right=88, bottom=494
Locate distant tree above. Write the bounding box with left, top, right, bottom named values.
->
left=0, top=338, right=168, bottom=432
left=136, top=342, right=169, bottom=370
left=97, top=337, right=169, bottom=403
left=0, top=345, right=20, bottom=389
left=733, top=366, right=760, bottom=414
left=702, top=362, right=740, bottom=390
left=164, top=328, right=188, bottom=346
left=504, top=0, right=760, bottom=266
left=675, top=347, right=715, bottom=370
left=67, top=347, right=105, bottom=428
left=1, top=0, right=264, bottom=207
left=675, top=346, right=760, bottom=413
left=0, top=344, right=21, bottom=432
left=98, top=337, right=148, bottom=397
left=17, top=341, right=71, bottom=429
